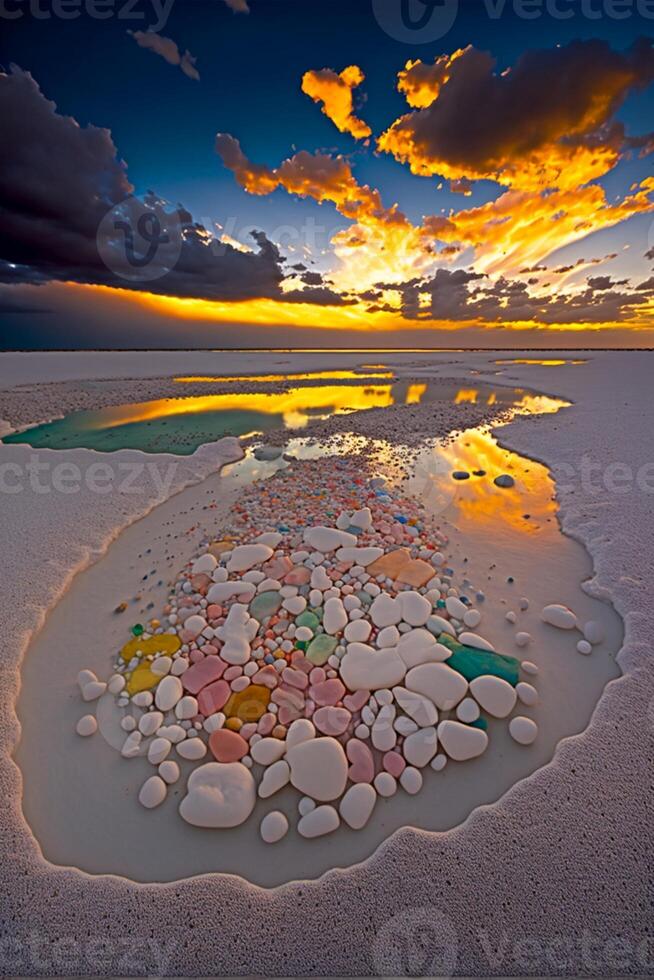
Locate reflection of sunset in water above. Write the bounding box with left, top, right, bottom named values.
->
left=495, top=358, right=586, bottom=366
left=85, top=385, right=398, bottom=431
left=427, top=429, right=556, bottom=536
left=174, top=370, right=393, bottom=383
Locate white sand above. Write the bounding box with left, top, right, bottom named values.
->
left=0, top=350, right=651, bottom=976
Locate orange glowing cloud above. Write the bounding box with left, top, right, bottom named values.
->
left=301, top=65, right=372, bottom=140
left=379, top=40, right=654, bottom=191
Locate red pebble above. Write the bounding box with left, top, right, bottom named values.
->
left=209, top=729, right=247, bottom=762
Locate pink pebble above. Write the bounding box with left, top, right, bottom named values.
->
left=257, top=712, right=276, bottom=735
left=283, top=566, right=311, bottom=586
left=383, top=751, right=406, bottom=777
left=310, top=678, right=346, bottom=706
left=202, top=644, right=218, bottom=655
left=278, top=704, right=303, bottom=725
left=182, top=656, right=227, bottom=695
left=223, top=665, right=243, bottom=681
left=240, top=722, right=257, bottom=741
left=209, top=729, right=247, bottom=763
left=343, top=689, right=368, bottom=712
left=206, top=604, right=223, bottom=620
left=282, top=668, right=308, bottom=690
left=346, top=739, right=375, bottom=783
left=180, top=628, right=196, bottom=644
left=263, top=556, right=293, bottom=578
left=313, top=706, right=351, bottom=736
left=197, top=679, right=230, bottom=716
left=252, top=666, right=279, bottom=689
left=291, top=652, right=313, bottom=674
left=230, top=676, right=250, bottom=692
left=189, top=649, right=204, bottom=664
left=309, top=667, right=326, bottom=685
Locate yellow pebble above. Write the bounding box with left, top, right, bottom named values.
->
left=120, top=633, right=180, bottom=663
left=225, top=717, right=243, bottom=731
left=223, top=684, right=270, bottom=722
left=126, top=662, right=160, bottom=695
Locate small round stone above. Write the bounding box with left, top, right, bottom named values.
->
left=509, top=716, right=538, bottom=745
left=260, top=811, right=289, bottom=844
left=76, top=715, right=97, bottom=737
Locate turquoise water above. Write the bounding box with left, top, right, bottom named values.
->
left=3, top=378, right=554, bottom=455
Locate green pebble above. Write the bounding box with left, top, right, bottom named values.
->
left=131, top=623, right=144, bottom=637
left=249, top=591, right=283, bottom=622
left=306, top=634, right=338, bottom=666
left=296, top=611, right=320, bottom=630
left=438, top=633, right=520, bottom=685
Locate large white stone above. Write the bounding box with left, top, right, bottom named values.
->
left=206, top=581, right=256, bottom=604
left=402, top=726, right=438, bottom=767
left=392, top=686, right=439, bottom=727
left=340, top=642, right=406, bottom=691
left=344, top=619, right=372, bottom=643
left=323, top=597, right=348, bottom=634
left=179, top=762, right=256, bottom=827
left=397, top=629, right=450, bottom=669
left=541, top=603, right=578, bottom=629
left=251, top=737, right=287, bottom=766
left=445, top=596, right=467, bottom=619
left=405, top=662, right=468, bottom=710
left=304, top=526, right=357, bottom=553
left=340, top=783, right=376, bottom=830
left=350, top=507, right=372, bottom=530
left=458, top=631, right=495, bottom=652
left=254, top=532, right=283, bottom=548
left=286, top=737, right=348, bottom=801
left=226, top=544, right=274, bottom=573
left=398, top=591, right=432, bottom=627
left=438, top=720, right=488, bottom=761
left=155, top=675, right=183, bottom=712
left=336, top=546, right=383, bottom=566
left=191, top=553, right=217, bottom=575
left=298, top=804, right=340, bottom=838
left=214, top=603, right=253, bottom=665
left=176, top=738, right=207, bottom=761
left=469, top=675, right=517, bottom=718
left=370, top=593, right=402, bottom=628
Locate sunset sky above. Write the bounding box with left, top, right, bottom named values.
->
left=1, top=0, right=653, bottom=348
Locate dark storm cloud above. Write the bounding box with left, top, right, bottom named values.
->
left=0, top=65, right=348, bottom=306
left=387, top=268, right=649, bottom=325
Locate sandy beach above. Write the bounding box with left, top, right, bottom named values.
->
left=0, top=350, right=651, bottom=976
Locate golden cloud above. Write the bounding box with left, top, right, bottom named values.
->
left=301, top=65, right=372, bottom=140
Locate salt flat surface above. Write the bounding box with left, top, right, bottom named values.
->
left=0, top=350, right=651, bottom=977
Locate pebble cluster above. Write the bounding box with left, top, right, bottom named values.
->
left=76, top=453, right=604, bottom=843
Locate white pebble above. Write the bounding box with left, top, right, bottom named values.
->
left=76, top=715, right=97, bottom=737
left=516, top=682, right=539, bottom=706
left=177, top=739, right=207, bottom=761
left=374, top=772, right=397, bottom=797
left=139, top=775, right=167, bottom=809
left=400, top=766, right=423, bottom=795
left=509, top=716, right=538, bottom=745
left=577, top=640, right=592, bottom=656
left=260, top=811, right=289, bottom=843
left=159, top=760, right=180, bottom=784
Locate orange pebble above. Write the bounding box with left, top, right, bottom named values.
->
left=225, top=717, right=243, bottom=731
